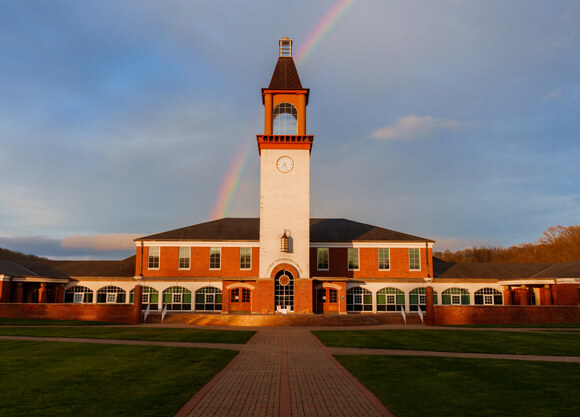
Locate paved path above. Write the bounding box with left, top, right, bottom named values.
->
left=176, top=328, right=393, bottom=417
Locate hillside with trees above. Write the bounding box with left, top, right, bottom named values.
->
left=435, top=225, right=580, bottom=263
left=0, top=247, right=48, bottom=263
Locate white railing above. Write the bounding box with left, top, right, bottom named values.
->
left=417, top=307, right=424, bottom=324
left=143, top=304, right=151, bottom=323
left=400, top=306, right=407, bottom=324
left=161, top=305, right=168, bottom=322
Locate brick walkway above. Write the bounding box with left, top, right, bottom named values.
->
left=176, top=328, right=393, bottom=417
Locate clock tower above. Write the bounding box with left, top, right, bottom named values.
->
left=257, top=37, right=313, bottom=313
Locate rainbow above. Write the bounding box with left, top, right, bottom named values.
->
left=208, top=0, right=358, bottom=220
left=295, top=0, right=358, bottom=66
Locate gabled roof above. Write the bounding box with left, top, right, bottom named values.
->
left=135, top=218, right=432, bottom=243
left=434, top=262, right=553, bottom=279
left=0, top=260, right=38, bottom=276
left=530, top=260, right=580, bottom=278
left=268, top=57, right=303, bottom=89
left=1, top=257, right=136, bottom=278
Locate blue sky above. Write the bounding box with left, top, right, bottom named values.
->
left=1, top=0, right=579, bottom=259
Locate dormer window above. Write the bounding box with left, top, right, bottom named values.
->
left=279, top=37, right=292, bottom=57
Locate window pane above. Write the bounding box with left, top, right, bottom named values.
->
left=148, top=246, right=160, bottom=269
left=179, top=247, right=190, bottom=269
left=378, top=248, right=390, bottom=270
left=209, top=247, right=221, bottom=269
left=240, top=247, right=251, bottom=269
left=348, top=248, right=359, bottom=270
left=409, top=248, right=420, bottom=270
left=317, top=248, right=329, bottom=270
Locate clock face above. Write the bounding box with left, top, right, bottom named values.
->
left=276, top=156, right=294, bottom=173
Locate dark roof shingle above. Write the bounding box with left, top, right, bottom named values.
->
left=434, top=262, right=553, bottom=279
left=268, top=57, right=303, bottom=89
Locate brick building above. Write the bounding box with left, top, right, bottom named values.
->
left=1, top=38, right=579, bottom=323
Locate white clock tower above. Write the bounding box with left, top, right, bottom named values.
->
left=257, top=37, right=313, bottom=312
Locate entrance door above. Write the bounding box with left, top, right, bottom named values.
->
left=275, top=270, right=294, bottom=312
left=316, top=288, right=338, bottom=313
left=230, top=288, right=251, bottom=312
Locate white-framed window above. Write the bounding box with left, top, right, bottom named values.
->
left=129, top=286, right=160, bottom=310
left=178, top=247, right=190, bottom=270
left=96, top=286, right=126, bottom=304
left=378, top=248, right=390, bottom=270
left=64, top=286, right=93, bottom=303
left=317, top=248, right=329, bottom=270
left=163, top=286, right=191, bottom=311
left=195, top=286, right=222, bottom=311
left=346, top=287, right=372, bottom=312
left=240, top=247, right=251, bottom=270
left=148, top=246, right=160, bottom=269
left=475, top=288, right=503, bottom=305
left=442, top=288, right=470, bottom=305
left=273, top=103, right=298, bottom=135
left=173, top=293, right=182, bottom=304
left=348, top=248, right=359, bottom=271
left=409, top=248, right=420, bottom=271
left=209, top=247, right=221, bottom=270
left=377, top=287, right=405, bottom=311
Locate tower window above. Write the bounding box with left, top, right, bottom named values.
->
left=273, top=103, right=297, bottom=135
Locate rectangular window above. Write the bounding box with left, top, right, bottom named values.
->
left=386, top=295, right=395, bottom=304
left=142, top=293, right=150, bottom=304
left=209, top=247, right=221, bottom=270
left=348, top=248, right=359, bottom=270
left=484, top=295, right=493, bottom=305
left=206, top=294, right=215, bottom=304
left=451, top=295, right=461, bottom=305
left=317, top=248, right=329, bottom=270
left=106, top=293, right=117, bottom=304
left=409, top=248, right=420, bottom=271
left=148, top=246, right=160, bottom=269
left=173, top=293, right=182, bottom=304
left=73, top=293, right=84, bottom=304
left=378, top=248, right=390, bottom=270
left=178, top=247, right=190, bottom=269
left=240, top=247, right=251, bottom=270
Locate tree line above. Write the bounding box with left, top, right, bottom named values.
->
left=434, top=225, right=580, bottom=263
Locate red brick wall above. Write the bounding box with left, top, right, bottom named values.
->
left=432, top=305, right=580, bottom=325
left=555, top=284, right=580, bottom=306
left=139, top=246, right=259, bottom=278
left=253, top=280, right=274, bottom=314
left=310, top=247, right=433, bottom=278
left=295, top=279, right=313, bottom=314
left=0, top=303, right=141, bottom=324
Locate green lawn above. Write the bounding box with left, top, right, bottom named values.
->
left=314, top=329, right=580, bottom=356
left=0, top=318, right=114, bottom=326
left=338, top=355, right=580, bottom=417
left=452, top=322, right=580, bottom=329
left=0, top=326, right=254, bottom=344
left=0, top=340, right=237, bottom=417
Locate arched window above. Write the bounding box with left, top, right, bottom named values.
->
left=96, top=286, right=126, bottom=304
left=195, top=286, right=222, bottom=311
left=162, top=286, right=192, bottom=311
left=346, top=287, right=372, bottom=312
left=130, top=286, right=159, bottom=310
left=64, top=286, right=93, bottom=303
left=273, top=103, right=297, bottom=134
left=376, top=287, right=405, bottom=311
left=275, top=270, right=294, bottom=311
left=475, top=288, right=502, bottom=305
left=441, top=288, right=470, bottom=305
left=409, top=288, right=438, bottom=311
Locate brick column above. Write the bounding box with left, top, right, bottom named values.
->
left=38, top=283, right=47, bottom=303
left=519, top=285, right=528, bottom=306
left=133, top=285, right=143, bottom=324
left=15, top=283, right=24, bottom=303
left=0, top=279, right=11, bottom=303
left=503, top=286, right=512, bottom=305
left=425, top=286, right=435, bottom=326
left=56, top=284, right=65, bottom=303
left=542, top=285, right=553, bottom=305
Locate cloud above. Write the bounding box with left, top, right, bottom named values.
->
left=544, top=89, right=561, bottom=101
left=372, top=115, right=462, bottom=141
left=61, top=233, right=141, bottom=250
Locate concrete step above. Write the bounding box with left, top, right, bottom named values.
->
left=145, top=312, right=424, bottom=326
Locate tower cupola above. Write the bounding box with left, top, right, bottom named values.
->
left=279, top=36, right=293, bottom=57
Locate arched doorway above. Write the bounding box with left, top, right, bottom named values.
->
left=275, top=269, right=294, bottom=312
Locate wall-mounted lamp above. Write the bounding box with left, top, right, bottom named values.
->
left=281, top=230, right=290, bottom=252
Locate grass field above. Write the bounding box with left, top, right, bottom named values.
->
left=0, top=318, right=115, bottom=326
left=0, top=340, right=236, bottom=417
left=314, top=329, right=580, bottom=356
left=338, top=355, right=580, bottom=417
left=0, top=326, right=254, bottom=344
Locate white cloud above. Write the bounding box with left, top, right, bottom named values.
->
left=544, top=89, right=561, bottom=101
left=61, top=233, right=141, bottom=250
left=372, top=115, right=462, bottom=141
